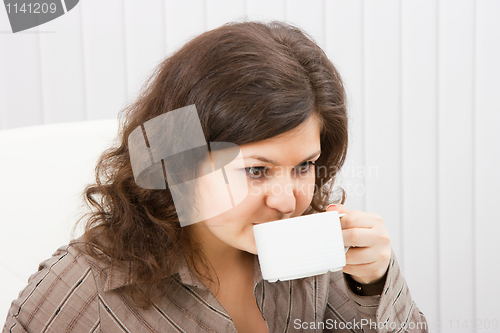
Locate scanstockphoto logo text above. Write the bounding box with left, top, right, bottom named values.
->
left=3, top=0, right=80, bottom=33
left=293, top=318, right=428, bottom=331
left=294, top=318, right=499, bottom=331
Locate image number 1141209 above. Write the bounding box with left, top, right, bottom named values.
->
left=5, top=2, right=57, bottom=14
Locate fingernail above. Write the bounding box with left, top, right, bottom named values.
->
left=327, top=204, right=337, bottom=210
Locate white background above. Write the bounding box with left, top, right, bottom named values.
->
left=1, top=0, right=499, bottom=332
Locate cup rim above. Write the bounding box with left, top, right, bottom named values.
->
left=252, top=210, right=340, bottom=230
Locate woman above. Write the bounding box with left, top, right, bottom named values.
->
left=3, top=21, right=427, bottom=332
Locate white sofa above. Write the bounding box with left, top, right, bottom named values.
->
left=0, top=119, right=119, bottom=320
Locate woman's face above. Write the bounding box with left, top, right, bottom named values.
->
left=191, top=114, right=322, bottom=255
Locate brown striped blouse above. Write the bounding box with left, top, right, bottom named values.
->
left=3, top=239, right=427, bottom=332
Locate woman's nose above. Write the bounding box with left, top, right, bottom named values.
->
left=264, top=175, right=296, bottom=215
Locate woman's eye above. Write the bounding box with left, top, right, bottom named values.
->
left=294, top=161, right=316, bottom=175
left=245, top=166, right=267, bottom=179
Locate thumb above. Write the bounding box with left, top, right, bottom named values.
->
left=326, top=203, right=349, bottom=215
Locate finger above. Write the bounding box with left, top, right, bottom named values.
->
left=339, top=211, right=378, bottom=229
left=341, top=261, right=377, bottom=277
left=341, top=261, right=390, bottom=284
left=342, top=228, right=376, bottom=247
left=345, top=246, right=379, bottom=265
left=326, top=204, right=350, bottom=215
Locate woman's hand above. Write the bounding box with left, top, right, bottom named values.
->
left=327, top=204, right=391, bottom=285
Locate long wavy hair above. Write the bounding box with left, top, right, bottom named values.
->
left=78, top=20, right=348, bottom=308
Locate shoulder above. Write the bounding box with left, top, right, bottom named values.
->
left=3, top=241, right=100, bottom=333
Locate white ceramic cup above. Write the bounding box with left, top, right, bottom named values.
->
left=253, top=211, right=346, bottom=282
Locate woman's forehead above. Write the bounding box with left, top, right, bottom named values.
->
left=244, top=115, right=321, bottom=145
left=237, top=117, right=321, bottom=164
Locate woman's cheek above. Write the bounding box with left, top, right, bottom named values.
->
left=247, top=178, right=266, bottom=198
left=300, top=173, right=316, bottom=203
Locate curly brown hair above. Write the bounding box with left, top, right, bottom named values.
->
left=77, top=20, right=348, bottom=308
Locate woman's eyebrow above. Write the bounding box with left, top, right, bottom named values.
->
left=244, top=150, right=321, bottom=166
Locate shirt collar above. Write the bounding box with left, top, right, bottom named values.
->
left=176, top=253, right=208, bottom=290
left=104, top=263, right=131, bottom=291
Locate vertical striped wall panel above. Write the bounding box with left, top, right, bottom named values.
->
left=401, top=0, right=439, bottom=327
left=325, top=0, right=365, bottom=213
left=363, top=0, right=403, bottom=259
left=1, top=1, right=499, bottom=330
left=124, top=0, right=165, bottom=101
left=247, top=0, right=286, bottom=21
left=206, top=0, right=246, bottom=31
left=439, top=1, right=475, bottom=330
left=475, top=0, right=500, bottom=329
left=39, top=5, right=86, bottom=123
left=286, top=0, right=325, bottom=48
left=81, top=0, right=128, bottom=120
left=0, top=22, right=43, bottom=128
left=165, top=0, right=206, bottom=58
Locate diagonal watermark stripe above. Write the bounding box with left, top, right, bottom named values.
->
left=128, top=105, right=249, bottom=227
